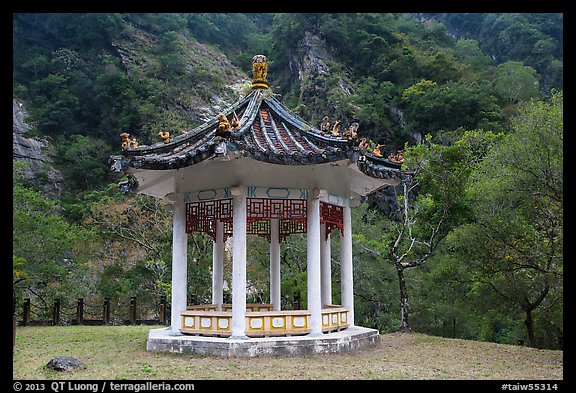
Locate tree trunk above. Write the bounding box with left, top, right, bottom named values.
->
left=524, top=308, right=537, bottom=348
left=522, top=285, right=549, bottom=348
left=397, top=266, right=411, bottom=333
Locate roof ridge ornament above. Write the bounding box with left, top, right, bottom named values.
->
left=251, top=55, right=269, bottom=90
left=120, top=132, right=139, bottom=150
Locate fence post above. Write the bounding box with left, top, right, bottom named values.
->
left=129, top=296, right=137, bottom=324
left=13, top=297, right=16, bottom=350
left=103, top=298, right=110, bottom=325
left=76, top=298, right=84, bottom=325
left=13, top=311, right=16, bottom=350
left=166, top=300, right=171, bottom=325
left=293, top=292, right=300, bottom=310
left=159, top=295, right=167, bottom=325
left=52, top=300, right=60, bottom=325
left=23, top=298, right=31, bottom=326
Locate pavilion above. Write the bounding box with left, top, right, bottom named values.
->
left=110, top=55, right=407, bottom=356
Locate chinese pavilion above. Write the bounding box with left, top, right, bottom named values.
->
left=110, top=55, right=407, bottom=356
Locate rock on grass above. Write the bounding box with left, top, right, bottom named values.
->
left=45, top=356, right=86, bottom=372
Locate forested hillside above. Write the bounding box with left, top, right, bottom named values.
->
left=13, top=13, right=563, bottom=349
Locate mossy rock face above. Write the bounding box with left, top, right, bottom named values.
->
left=45, top=356, right=86, bottom=372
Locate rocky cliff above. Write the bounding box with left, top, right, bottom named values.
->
left=13, top=99, right=63, bottom=198
left=286, top=31, right=354, bottom=126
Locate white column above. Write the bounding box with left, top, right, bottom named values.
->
left=212, top=220, right=224, bottom=310
left=307, top=189, right=322, bottom=335
left=340, top=203, right=354, bottom=326
left=170, top=200, right=188, bottom=332
left=320, top=223, right=332, bottom=307
left=270, top=219, right=281, bottom=311
left=230, top=187, right=248, bottom=339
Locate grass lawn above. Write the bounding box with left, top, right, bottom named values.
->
left=13, top=325, right=563, bottom=380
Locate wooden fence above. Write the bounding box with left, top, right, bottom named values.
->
left=15, top=291, right=303, bottom=327
left=16, top=296, right=169, bottom=327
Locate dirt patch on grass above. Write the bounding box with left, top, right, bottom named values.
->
left=13, top=326, right=562, bottom=380
left=375, top=332, right=563, bottom=379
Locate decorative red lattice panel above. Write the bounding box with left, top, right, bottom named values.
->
left=186, top=199, right=233, bottom=240
left=247, top=219, right=270, bottom=240
left=278, top=218, right=307, bottom=241
left=247, top=198, right=307, bottom=241
left=186, top=198, right=311, bottom=241
left=320, top=202, right=344, bottom=238
left=246, top=198, right=307, bottom=220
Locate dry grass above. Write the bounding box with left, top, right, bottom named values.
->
left=13, top=325, right=563, bottom=380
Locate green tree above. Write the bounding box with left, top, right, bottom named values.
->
left=454, top=38, right=492, bottom=70
left=356, top=130, right=502, bottom=332
left=352, top=203, right=399, bottom=331
left=390, top=130, right=503, bottom=332
left=13, top=161, right=99, bottom=314
left=56, top=134, right=114, bottom=192
left=340, top=76, right=397, bottom=141
left=448, top=92, right=563, bottom=348
left=86, top=192, right=216, bottom=303
left=493, top=60, right=540, bottom=104
left=401, top=80, right=504, bottom=136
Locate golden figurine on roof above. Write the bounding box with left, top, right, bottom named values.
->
left=231, top=111, right=240, bottom=129
left=158, top=131, right=170, bottom=144
left=320, top=116, right=330, bottom=133
left=251, top=54, right=269, bottom=90
left=373, top=144, right=385, bottom=158
left=120, top=132, right=139, bottom=150
left=388, top=150, right=405, bottom=164
left=217, top=113, right=232, bottom=135
left=343, top=122, right=359, bottom=142
left=331, top=120, right=342, bottom=137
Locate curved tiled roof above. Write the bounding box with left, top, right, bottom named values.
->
left=110, top=88, right=405, bottom=182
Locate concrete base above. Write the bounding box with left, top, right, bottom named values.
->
left=146, top=326, right=380, bottom=357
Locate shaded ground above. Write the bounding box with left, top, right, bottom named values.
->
left=13, top=325, right=563, bottom=380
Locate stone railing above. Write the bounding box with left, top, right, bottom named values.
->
left=181, top=310, right=233, bottom=336
left=186, top=303, right=274, bottom=312
left=244, top=309, right=311, bottom=337
left=321, top=305, right=350, bottom=333
left=180, top=304, right=349, bottom=337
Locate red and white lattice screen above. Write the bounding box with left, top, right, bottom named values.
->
left=185, top=198, right=343, bottom=241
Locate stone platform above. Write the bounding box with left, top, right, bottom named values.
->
left=146, top=326, right=380, bottom=357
